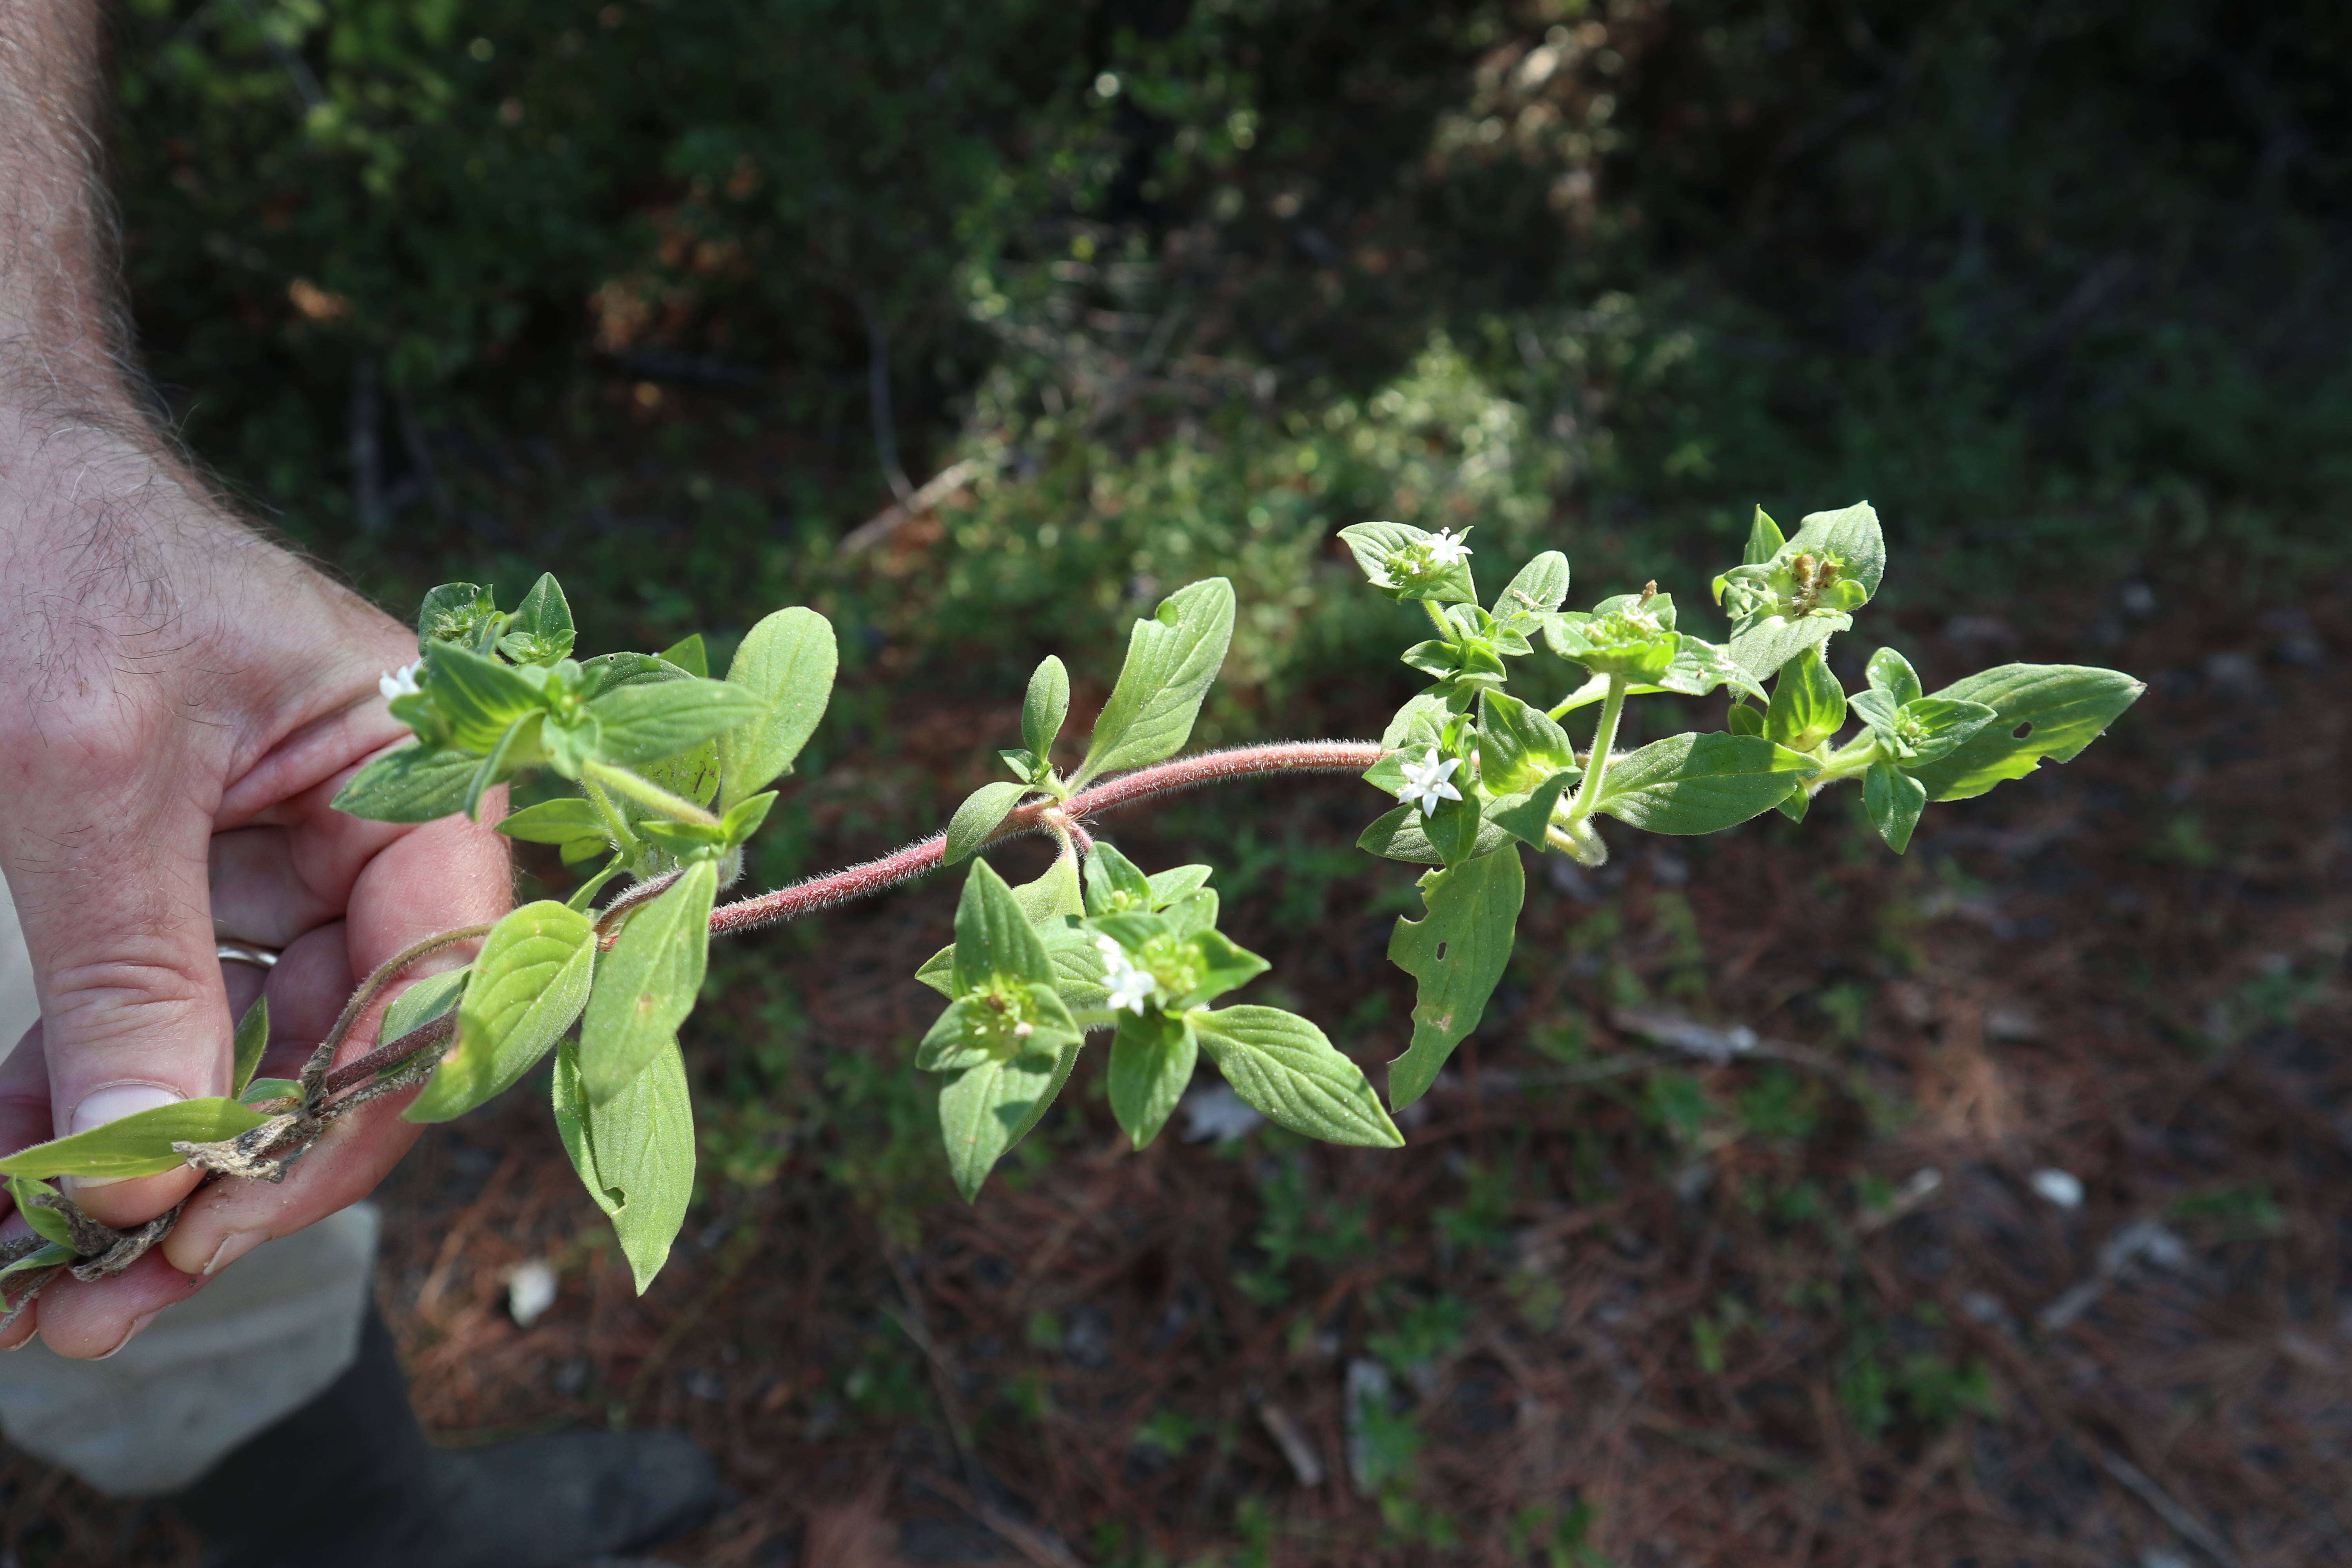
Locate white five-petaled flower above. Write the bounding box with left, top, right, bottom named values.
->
left=1425, top=527, right=1473, bottom=566
left=378, top=662, right=422, bottom=702
left=1396, top=747, right=1463, bottom=818
left=1096, top=935, right=1160, bottom=1015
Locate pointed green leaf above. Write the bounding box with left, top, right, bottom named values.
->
left=0, top=1240, right=76, bottom=1283
left=497, top=797, right=610, bottom=848
left=1108, top=1010, right=1196, bottom=1149
left=1744, top=506, right=1786, bottom=566
left=1022, top=655, right=1071, bottom=761
left=426, top=642, right=546, bottom=752
left=1337, top=521, right=1478, bottom=604
left=577, top=860, right=717, bottom=1105
left=0, top=1098, right=270, bottom=1180
left=937, top=1049, right=1062, bottom=1202
left=952, top=860, right=1056, bottom=992
left=716, top=606, right=837, bottom=809
left=656, top=632, right=708, bottom=678
left=1477, top=690, right=1574, bottom=796
left=6, top=1178, right=78, bottom=1249
left=1486, top=768, right=1579, bottom=848
left=1598, top=733, right=1821, bottom=834
left=238, top=1077, right=301, bottom=1106
left=1864, top=760, right=1928, bottom=853
left=1724, top=703, right=1765, bottom=738
left=502, top=574, right=577, bottom=665
left=552, top=1036, right=694, bottom=1293
left=1386, top=846, right=1523, bottom=1109
left=332, top=743, right=477, bottom=823
left=1145, top=865, right=1213, bottom=908
left=1653, top=636, right=1768, bottom=703
left=1866, top=646, right=1922, bottom=707
left=575, top=650, right=691, bottom=701
left=1358, top=803, right=1514, bottom=865
left=381, top=966, right=469, bottom=1046
left=1495, top=550, right=1569, bottom=630
left=1764, top=645, right=1847, bottom=752
left=465, top=713, right=541, bottom=820
left=1195, top=1007, right=1403, bottom=1147
left=1083, top=842, right=1156, bottom=916
left=1013, top=849, right=1085, bottom=925
left=406, top=902, right=596, bottom=1123
left=943, top=781, right=1029, bottom=867
left=230, top=996, right=269, bottom=1097
left=1169, top=929, right=1268, bottom=1009
left=1902, top=664, right=2146, bottom=802
left=417, top=582, right=498, bottom=646
left=1071, top=579, right=1236, bottom=786
left=586, top=679, right=766, bottom=768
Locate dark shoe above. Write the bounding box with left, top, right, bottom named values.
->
left=171, top=1303, right=719, bottom=1568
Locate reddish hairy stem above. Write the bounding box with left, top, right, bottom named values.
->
left=707, top=740, right=1383, bottom=937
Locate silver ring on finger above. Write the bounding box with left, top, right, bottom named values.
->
left=216, top=941, right=282, bottom=969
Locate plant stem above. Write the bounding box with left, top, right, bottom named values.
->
left=584, top=761, right=720, bottom=827
left=708, top=740, right=1382, bottom=936
left=1419, top=599, right=1454, bottom=639
left=1562, top=676, right=1628, bottom=826
left=581, top=775, right=641, bottom=852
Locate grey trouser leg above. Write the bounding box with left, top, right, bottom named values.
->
left=0, top=880, right=379, bottom=1496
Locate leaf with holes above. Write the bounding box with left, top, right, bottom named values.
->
left=1385, top=846, right=1524, bottom=1108
left=1902, top=664, right=2145, bottom=801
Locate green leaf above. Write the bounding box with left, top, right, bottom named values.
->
left=1083, top=842, right=1156, bottom=916
left=952, top=859, right=1057, bottom=992
left=1726, top=610, right=1852, bottom=681
left=635, top=736, right=721, bottom=813
left=1786, top=501, right=1886, bottom=599
left=1849, top=691, right=1998, bottom=766
left=937, top=1048, right=1063, bottom=1202
left=656, top=632, right=708, bottom=678
left=717, top=791, right=777, bottom=849
left=1160, top=887, right=1220, bottom=938
left=1194, top=1007, right=1403, bottom=1147
left=1337, top=521, right=1477, bottom=604
left=426, top=642, right=547, bottom=752
left=6, top=1178, right=78, bottom=1249
left=575, top=651, right=691, bottom=701
left=1866, top=646, right=1922, bottom=707
left=381, top=967, right=469, bottom=1045
left=497, top=797, right=609, bottom=848
left=943, top=781, right=1030, bottom=866
left=1724, top=703, right=1765, bottom=738
left=1072, top=579, right=1237, bottom=786
left=715, top=606, right=837, bottom=809
left=1357, top=804, right=1513, bottom=866
left=1022, top=655, right=1070, bottom=761
left=332, top=743, right=477, bottom=823
left=501, top=573, right=576, bottom=665
left=0, top=1098, right=270, bottom=1180
left=538, top=715, right=603, bottom=782
left=552, top=1036, right=694, bottom=1294
left=238, top=1076, right=301, bottom=1106
left=577, top=860, right=718, bottom=1105
left=465, top=713, right=541, bottom=820
left=1486, top=768, right=1579, bottom=848
left=1744, top=505, right=1786, bottom=566
left=230, top=996, right=269, bottom=1097
left=1145, top=865, right=1213, bottom=908
left=1168, top=929, right=1269, bottom=1009
left=918, top=982, right=1080, bottom=1073
left=1652, top=636, right=1768, bottom=703
left=1864, top=760, right=1928, bottom=853
left=1495, top=550, right=1569, bottom=631
left=417, top=582, right=498, bottom=646
left=1764, top=646, right=1847, bottom=752
left=1108, top=1010, right=1197, bottom=1149
left=587, top=679, right=768, bottom=768
left=1013, top=848, right=1085, bottom=924
left=0, top=1241, right=75, bottom=1283
left=1386, top=846, right=1523, bottom=1109
left=1477, top=690, right=1573, bottom=796
left=1421, top=789, right=1488, bottom=866
left=1902, top=664, right=2146, bottom=802
left=1597, top=733, right=1821, bottom=833
left=406, top=902, right=596, bottom=1123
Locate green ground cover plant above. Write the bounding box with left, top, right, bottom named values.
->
left=0, top=503, right=2138, bottom=1308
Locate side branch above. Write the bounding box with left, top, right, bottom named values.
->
left=708, top=740, right=1383, bottom=937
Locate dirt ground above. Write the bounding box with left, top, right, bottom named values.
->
left=5, top=586, right=2346, bottom=1567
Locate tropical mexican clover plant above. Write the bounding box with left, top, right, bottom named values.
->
left=0, top=503, right=2142, bottom=1305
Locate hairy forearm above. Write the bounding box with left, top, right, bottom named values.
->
left=0, top=0, right=123, bottom=404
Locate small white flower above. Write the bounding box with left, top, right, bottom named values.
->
left=378, top=662, right=422, bottom=702
left=1395, top=747, right=1463, bottom=818
left=1425, top=527, right=1474, bottom=566
left=1096, top=935, right=1159, bottom=1015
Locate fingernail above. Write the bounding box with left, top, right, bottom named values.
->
left=66, top=1085, right=186, bottom=1190
left=201, top=1228, right=267, bottom=1277
left=96, top=1307, right=163, bottom=1361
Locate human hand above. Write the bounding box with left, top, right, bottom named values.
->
left=0, top=408, right=510, bottom=1357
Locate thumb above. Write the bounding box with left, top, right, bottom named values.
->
left=4, top=771, right=230, bottom=1230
